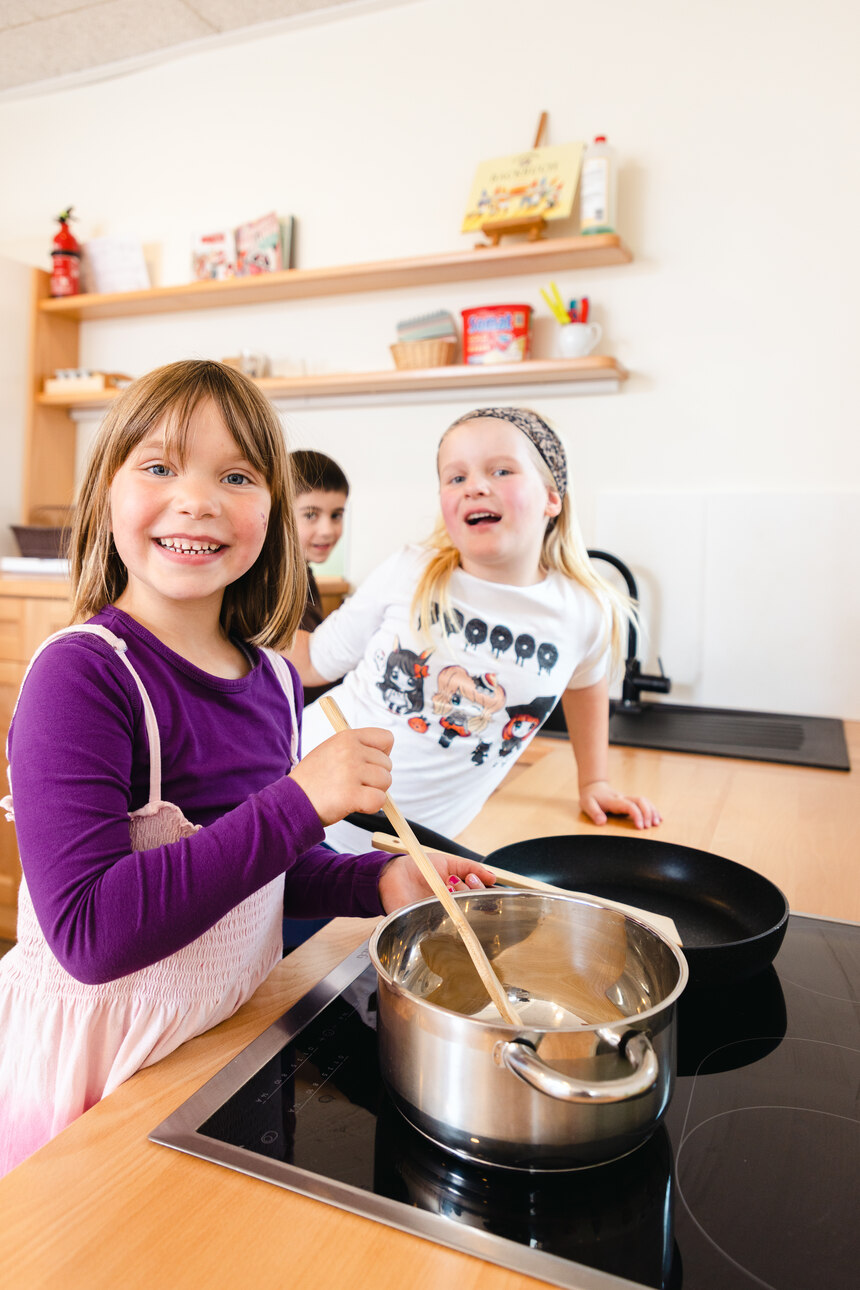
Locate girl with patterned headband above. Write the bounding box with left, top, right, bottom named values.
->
left=289, top=406, right=660, bottom=851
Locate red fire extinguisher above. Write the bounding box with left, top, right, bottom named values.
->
left=50, top=207, right=81, bottom=297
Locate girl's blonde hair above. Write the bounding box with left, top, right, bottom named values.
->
left=412, top=408, right=637, bottom=674
left=69, top=359, right=306, bottom=649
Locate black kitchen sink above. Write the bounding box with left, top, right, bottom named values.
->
left=542, top=700, right=850, bottom=771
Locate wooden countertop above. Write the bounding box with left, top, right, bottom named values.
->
left=1, top=724, right=857, bottom=1289
left=0, top=575, right=70, bottom=599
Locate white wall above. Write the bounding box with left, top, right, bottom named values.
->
left=0, top=0, right=857, bottom=718
left=0, top=257, right=29, bottom=549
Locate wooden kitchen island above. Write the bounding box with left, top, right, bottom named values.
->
left=1, top=724, right=857, bottom=1290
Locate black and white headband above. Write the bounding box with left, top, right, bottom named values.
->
left=446, top=407, right=567, bottom=500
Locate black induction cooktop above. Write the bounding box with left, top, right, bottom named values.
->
left=150, top=913, right=860, bottom=1289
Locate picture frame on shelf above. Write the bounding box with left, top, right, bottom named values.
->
left=461, top=143, right=583, bottom=234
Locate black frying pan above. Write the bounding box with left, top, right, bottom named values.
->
left=346, top=813, right=790, bottom=989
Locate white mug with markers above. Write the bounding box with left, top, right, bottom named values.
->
left=542, top=286, right=602, bottom=358
left=557, top=321, right=602, bottom=357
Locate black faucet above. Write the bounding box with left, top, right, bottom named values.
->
left=587, top=549, right=672, bottom=713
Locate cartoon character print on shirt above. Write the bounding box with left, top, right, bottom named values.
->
left=413, top=602, right=566, bottom=760
left=499, top=695, right=557, bottom=757
left=432, top=666, right=507, bottom=749
left=376, top=637, right=432, bottom=715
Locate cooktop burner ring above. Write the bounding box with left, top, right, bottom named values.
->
left=675, top=1103, right=860, bottom=1289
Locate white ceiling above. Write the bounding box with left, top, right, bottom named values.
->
left=0, top=0, right=409, bottom=96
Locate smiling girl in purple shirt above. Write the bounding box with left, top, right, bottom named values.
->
left=0, top=359, right=491, bottom=1176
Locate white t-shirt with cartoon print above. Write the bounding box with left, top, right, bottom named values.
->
left=301, top=544, right=609, bottom=849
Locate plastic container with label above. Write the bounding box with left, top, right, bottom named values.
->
left=579, top=136, right=617, bottom=236
left=461, top=304, right=532, bottom=364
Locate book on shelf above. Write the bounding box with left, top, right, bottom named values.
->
left=396, top=309, right=458, bottom=342
left=280, top=215, right=296, bottom=270
left=235, top=212, right=298, bottom=275
left=191, top=228, right=236, bottom=281
left=235, top=212, right=282, bottom=275
left=1, top=557, right=70, bottom=577
left=191, top=215, right=295, bottom=281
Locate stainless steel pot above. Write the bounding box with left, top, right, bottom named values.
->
left=369, top=889, right=688, bottom=1170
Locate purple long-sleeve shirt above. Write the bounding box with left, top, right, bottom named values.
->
left=7, top=607, right=388, bottom=985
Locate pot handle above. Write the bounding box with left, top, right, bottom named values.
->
left=497, top=1030, right=659, bottom=1104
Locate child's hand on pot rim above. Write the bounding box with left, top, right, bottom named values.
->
left=378, top=850, right=495, bottom=914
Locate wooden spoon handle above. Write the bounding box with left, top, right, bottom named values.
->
left=370, top=830, right=682, bottom=947
left=318, top=697, right=521, bottom=1026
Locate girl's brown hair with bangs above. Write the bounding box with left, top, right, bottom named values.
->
left=70, top=359, right=306, bottom=649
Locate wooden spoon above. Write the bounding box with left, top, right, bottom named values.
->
left=319, top=696, right=522, bottom=1026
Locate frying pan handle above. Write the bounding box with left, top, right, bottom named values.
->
left=496, top=1030, right=659, bottom=1103
left=344, top=811, right=483, bottom=862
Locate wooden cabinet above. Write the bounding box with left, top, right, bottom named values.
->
left=0, top=579, right=71, bottom=938
left=23, top=235, right=632, bottom=522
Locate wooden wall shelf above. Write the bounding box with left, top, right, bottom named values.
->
left=25, top=234, right=633, bottom=521
left=38, top=356, right=627, bottom=410
left=37, top=235, right=632, bottom=321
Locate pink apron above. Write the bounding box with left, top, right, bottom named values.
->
left=0, top=625, right=297, bottom=1176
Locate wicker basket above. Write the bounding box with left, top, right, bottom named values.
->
left=11, top=526, right=70, bottom=559
left=11, top=506, right=74, bottom=559
left=390, top=338, right=457, bottom=370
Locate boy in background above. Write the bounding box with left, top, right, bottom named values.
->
left=291, top=450, right=349, bottom=697
left=284, top=449, right=349, bottom=953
